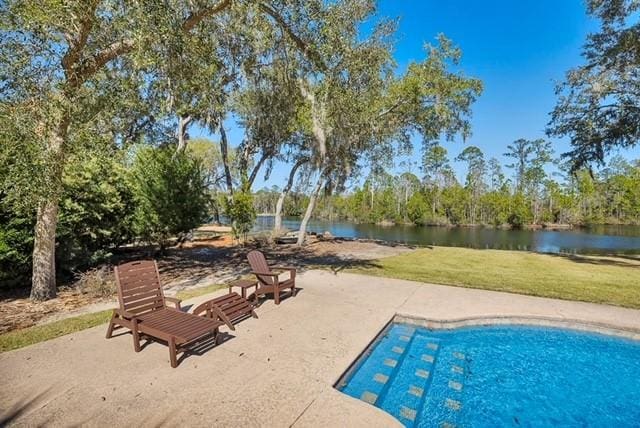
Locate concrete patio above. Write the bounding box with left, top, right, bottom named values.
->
left=1, top=270, right=639, bottom=427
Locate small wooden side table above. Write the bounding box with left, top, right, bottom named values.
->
left=228, top=279, right=259, bottom=303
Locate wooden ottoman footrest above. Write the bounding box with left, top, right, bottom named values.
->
left=192, top=292, right=257, bottom=328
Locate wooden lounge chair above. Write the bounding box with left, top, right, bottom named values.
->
left=106, top=260, right=224, bottom=368
left=247, top=250, right=296, bottom=305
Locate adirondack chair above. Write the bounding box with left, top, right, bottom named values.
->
left=106, top=260, right=225, bottom=368
left=247, top=250, right=296, bottom=305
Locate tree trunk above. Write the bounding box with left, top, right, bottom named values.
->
left=30, top=120, right=68, bottom=301
left=30, top=198, right=59, bottom=300
left=219, top=121, right=234, bottom=195
left=247, top=152, right=268, bottom=188
left=274, top=194, right=286, bottom=232
left=274, top=157, right=307, bottom=233
left=296, top=174, right=324, bottom=247
left=370, top=186, right=374, bottom=210
left=176, top=115, right=192, bottom=152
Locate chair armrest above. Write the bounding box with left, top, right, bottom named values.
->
left=165, top=296, right=182, bottom=309
left=271, top=266, right=296, bottom=281
left=115, top=308, right=138, bottom=319
left=251, top=271, right=279, bottom=277
left=271, top=266, right=296, bottom=272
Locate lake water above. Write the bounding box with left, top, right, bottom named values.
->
left=254, top=216, right=640, bottom=255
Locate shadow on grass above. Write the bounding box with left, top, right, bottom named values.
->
left=544, top=252, right=640, bottom=269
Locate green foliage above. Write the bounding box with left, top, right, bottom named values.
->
left=503, top=139, right=553, bottom=192
left=130, top=146, right=209, bottom=250
left=226, top=183, right=257, bottom=242
left=406, top=192, right=429, bottom=225
left=57, top=155, right=135, bottom=276
left=507, top=193, right=531, bottom=228
left=0, top=199, right=34, bottom=287
left=1, top=152, right=135, bottom=288
left=547, top=0, right=640, bottom=170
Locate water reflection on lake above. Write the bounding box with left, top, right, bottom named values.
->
left=254, top=216, right=640, bottom=255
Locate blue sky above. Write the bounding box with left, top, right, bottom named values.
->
left=194, top=0, right=639, bottom=189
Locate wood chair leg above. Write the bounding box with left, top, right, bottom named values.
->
left=274, top=286, right=280, bottom=305
left=132, top=318, right=141, bottom=352
left=105, top=311, right=116, bottom=339
left=169, top=337, right=178, bottom=368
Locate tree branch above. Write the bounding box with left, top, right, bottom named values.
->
left=248, top=152, right=269, bottom=188
left=183, top=0, right=232, bottom=32
left=285, top=156, right=309, bottom=192
left=258, top=2, right=327, bottom=72
left=219, top=121, right=234, bottom=195
left=73, top=0, right=233, bottom=85
left=377, top=99, right=408, bottom=119
left=73, top=38, right=136, bottom=86
left=62, top=1, right=99, bottom=73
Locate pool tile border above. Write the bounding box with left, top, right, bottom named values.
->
left=393, top=313, right=640, bottom=341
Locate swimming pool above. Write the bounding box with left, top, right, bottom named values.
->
left=336, top=323, right=640, bottom=427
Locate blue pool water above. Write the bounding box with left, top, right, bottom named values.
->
left=336, top=323, right=640, bottom=427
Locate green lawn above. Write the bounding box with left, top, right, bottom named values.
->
left=0, top=309, right=113, bottom=353
left=349, top=246, right=640, bottom=309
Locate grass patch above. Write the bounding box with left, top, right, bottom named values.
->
left=348, top=246, right=640, bottom=309
left=0, top=309, right=113, bottom=353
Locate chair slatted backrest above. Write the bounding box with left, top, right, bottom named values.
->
left=247, top=250, right=274, bottom=285
left=114, top=260, right=166, bottom=315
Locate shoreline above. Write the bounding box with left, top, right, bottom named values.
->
left=256, top=214, right=639, bottom=230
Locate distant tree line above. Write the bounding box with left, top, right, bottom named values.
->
left=252, top=140, right=640, bottom=228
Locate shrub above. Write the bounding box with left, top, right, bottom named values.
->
left=57, top=155, right=135, bottom=277
left=406, top=192, right=428, bottom=225
left=507, top=192, right=532, bottom=229
left=73, top=266, right=115, bottom=298
left=0, top=199, right=34, bottom=288
left=130, top=146, right=209, bottom=251
left=226, top=187, right=256, bottom=243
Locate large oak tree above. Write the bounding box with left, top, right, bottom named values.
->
left=0, top=0, right=324, bottom=300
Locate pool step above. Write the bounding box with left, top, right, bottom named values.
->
left=339, top=324, right=418, bottom=406
left=378, top=334, right=442, bottom=427
left=339, top=324, right=470, bottom=428
left=420, top=346, right=470, bottom=428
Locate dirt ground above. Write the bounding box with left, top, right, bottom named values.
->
left=0, top=238, right=413, bottom=334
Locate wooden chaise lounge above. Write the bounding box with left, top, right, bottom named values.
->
left=247, top=250, right=297, bottom=305
left=106, top=260, right=225, bottom=368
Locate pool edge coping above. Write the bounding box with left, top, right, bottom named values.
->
left=394, top=313, right=640, bottom=341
